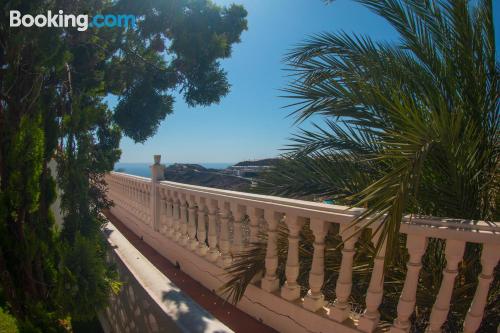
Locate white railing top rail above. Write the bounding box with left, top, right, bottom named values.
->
left=107, top=164, right=500, bottom=333
left=109, top=171, right=499, bottom=244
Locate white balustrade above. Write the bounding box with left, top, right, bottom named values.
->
left=247, top=207, right=264, bottom=283
left=359, top=233, right=387, bottom=332
left=165, top=191, right=174, bottom=237
left=247, top=207, right=261, bottom=245
left=207, top=200, right=220, bottom=262
left=425, top=240, right=466, bottom=333
left=179, top=193, right=189, bottom=246
left=463, top=243, right=500, bottom=333
left=303, top=218, right=328, bottom=311
left=172, top=194, right=181, bottom=241
left=280, top=214, right=304, bottom=301
left=330, top=224, right=360, bottom=322
left=218, top=202, right=232, bottom=267
left=159, top=189, right=168, bottom=235
left=104, top=155, right=499, bottom=333
left=187, top=196, right=198, bottom=250
left=196, top=198, right=208, bottom=256
left=230, top=202, right=244, bottom=254
left=390, top=235, right=428, bottom=333
left=261, top=210, right=282, bottom=292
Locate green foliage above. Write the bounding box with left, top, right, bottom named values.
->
left=114, top=83, right=174, bottom=142
left=106, top=0, right=248, bottom=142
left=0, top=307, right=19, bottom=333
left=224, top=1, right=498, bottom=332
left=0, top=0, right=247, bottom=330
left=15, top=303, right=69, bottom=333
left=279, top=0, right=498, bottom=255
left=223, top=222, right=499, bottom=332
left=57, top=234, right=120, bottom=322
left=5, top=115, right=45, bottom=217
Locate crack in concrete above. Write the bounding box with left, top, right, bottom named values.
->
left=240, top=295, right=318, bottom=333
left=154, top=234, right=322, bottom=333
left=129, top=223, right=355, bottom=333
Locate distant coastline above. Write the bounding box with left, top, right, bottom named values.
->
left=115, top=162, right=233, bottom=178
left=114, top=159, right=279, bottom=192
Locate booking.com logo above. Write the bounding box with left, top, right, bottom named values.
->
left=10, top=10, right=136, bottom=31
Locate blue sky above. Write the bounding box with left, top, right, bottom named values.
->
left=117, top=0, right=500, bottom=164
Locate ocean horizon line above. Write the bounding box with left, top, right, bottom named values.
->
left=114, top=162, right=234, bottom=177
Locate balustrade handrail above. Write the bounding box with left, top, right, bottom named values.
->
left=110, top=171, right=499, bottom=237
left=106, top=165, right=500, bottom=333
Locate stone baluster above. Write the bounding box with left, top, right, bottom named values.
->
left=133, top=183, right=139, bottom=218
left=281, top=214, right=305, bottom=301
left=248, top=207, right=261, bottom=245
left=127, top=180, right=135, bottom=215
left=165, top=191, right=174, bottom=238
left=130, top=181, right=134, bottom=206
left=304, top=218, right=329, bottom=311
left=112, top=178, right=117, bottom=201
left=133, top=182, right=139, bottom=217
left=136, top=184, right=142, bottom=221
left=142, top=184, right=147, bottom=223
left=217, top=201, right=232, bottom=267
left=156, top=189, right=164, bottom=232
left=196, top=198, right=209, bottom=256
left=119, top=183, right=123, bottom=209
left=115, top=180, right=120, bottom=208
left=390, top=235, right=428, bottom=333
left=124, top=179, right=128, bottom=206
left=139, top=184, right=145, bottom=222
left=129, top=181, right=134, bottom=210
left=125, top=182, right=130, bottom=208
left=187, top=196, right=198, bottom=250
left=148, top=185, right=153, bottom=225
left=463, top=243, right=500, bottom=333
left=136, top=184, right=141, bottom=219
left=126, top=182, right=131, bottom=211
left=248, top=207, right=264, bottom=282
left=146, top=185, right=152, bottom=225
left=119, top=180, right=123, bottom=204
left=139, top=185, right=144, bottom=219
left=136, top=184, right=141, bottom=217
left=261, top=210, right=282, bottom=293
left=207, top=200, right=220, bottom=262
left=172, top=193, right=181, bottom=241
left=359, top=232, right=387, bottom=332
left=117, top=181, right=121, bottom=204
left=425, top=240, right=466, bottom=333
left=230, top=202, right=244, bottom=254
left=159, top=189, right=168, bottom=235
left=330, top=224, right=360, bottom=322
left=179, top=193, right=189, bottom=246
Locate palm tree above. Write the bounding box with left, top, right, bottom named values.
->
left=222, top=1, right=499, bottom=331
left=282, top=0, right=498, bottom=252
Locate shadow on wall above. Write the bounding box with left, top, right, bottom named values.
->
left=102, top=245, right=229, bottom=333
left=103, top=252, right=182, bottom=333
left=160, top=290, right=228, bottom=333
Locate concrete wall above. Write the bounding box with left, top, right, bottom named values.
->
left=99, top=249, right=182, bottom=333
left=99, top=221, right=233, bottom=333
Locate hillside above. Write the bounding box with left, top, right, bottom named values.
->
left=233, top=158, right=280, bottom=167
left=164, top=163, right=251, bottom=191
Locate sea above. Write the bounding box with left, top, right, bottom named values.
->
left=114, top=162, right=233, bottom=178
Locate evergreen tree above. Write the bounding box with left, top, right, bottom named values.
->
left=0, top=0, right=247, bottom=330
